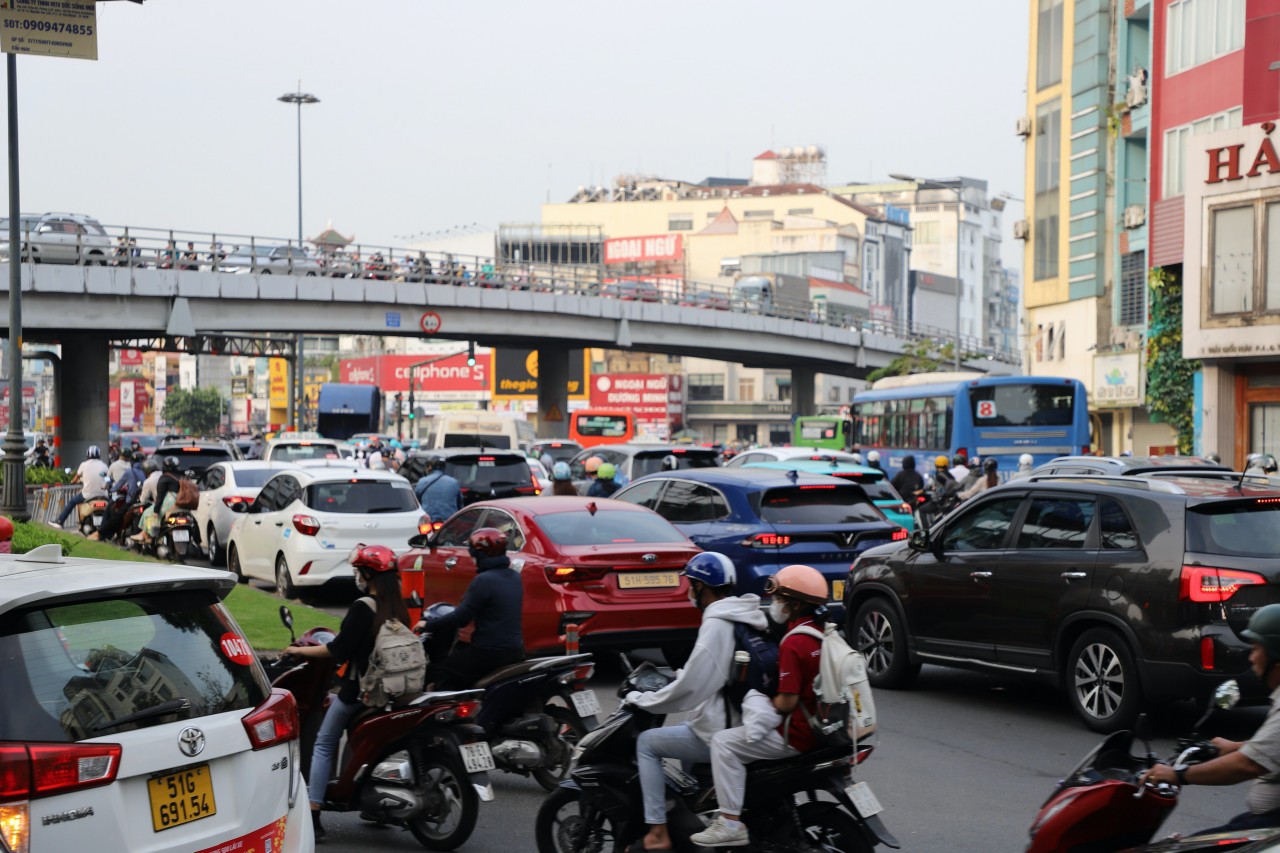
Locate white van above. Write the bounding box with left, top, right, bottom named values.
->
left=432, top=412, right=530, bottom=451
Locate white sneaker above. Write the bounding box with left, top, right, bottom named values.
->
left=690, top=817, right=749, bottom=848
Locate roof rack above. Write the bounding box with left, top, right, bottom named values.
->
left=1024, top=474, right=1184, bottom=494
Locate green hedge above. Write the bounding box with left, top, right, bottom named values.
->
left=8, top=520, right=151, bottom=561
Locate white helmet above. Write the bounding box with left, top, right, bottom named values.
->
left=1018, top=453, right=1034, bottom=467
left=867, top=450, right=880, bottom=463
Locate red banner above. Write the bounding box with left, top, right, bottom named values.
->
left=119, top=348, right=143, bottom=366
left=603, top=234, right=683, bottom=264
left=340, top=353, right=491, bottom=395
left=589, top=374, right=684, bottom=428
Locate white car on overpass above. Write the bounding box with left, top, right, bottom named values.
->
left=194, top=461, right=298, bottom=566
left=225, top=466, right=428, bottom=598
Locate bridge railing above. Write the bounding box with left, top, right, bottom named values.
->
left=0, top=218, right=1018, bottom=363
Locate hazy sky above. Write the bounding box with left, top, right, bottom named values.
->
left=0, top=1, right=1029, bottom=266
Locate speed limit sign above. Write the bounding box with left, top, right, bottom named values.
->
left=976, top=400, right=997, bottom=419
left=419, top=312, right=442, bottom=334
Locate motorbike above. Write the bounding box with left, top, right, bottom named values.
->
left=1026, top=679, right=1255, bottom=853
left=128, top=503, right=197, bottom=562
left=420, top=600, right=601, bottom=791
left=269, top=606, right=495, bottom=851
left=77, top=493, right=109, bottom=537
left=535, top=658, right=899, bottom=853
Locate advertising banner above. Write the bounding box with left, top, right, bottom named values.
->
left=491, top=349, right=589, bottom=400
left=590, top=374, right=684, bottom=440
left=119, top=348, right=142, bottom=367
left=1093, top=353, right=1143, bottom=407
left=269, top=358, right=289, bottom=409
left=603, top=234, right=683, bottom=265
left=0, top=0, right=97, bottom=61
left=339, top=353, right=491, bottom=399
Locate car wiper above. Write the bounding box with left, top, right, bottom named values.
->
left=92, top=698, right=191, bottom=732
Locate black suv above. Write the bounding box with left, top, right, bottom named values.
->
left=154, top=437, right=242, bottom=476
left=400, top=447, right=537, bottom=505
left=845, top=473, right=1280, bottom=731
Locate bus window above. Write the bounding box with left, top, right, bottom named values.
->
left=570, top=410, right=635, bottom=448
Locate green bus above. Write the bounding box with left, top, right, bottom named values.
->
left=792, top=414, right=853, bottom=451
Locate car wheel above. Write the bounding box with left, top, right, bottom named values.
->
left=275, top=555, right=296, bottom=600
left=1066, top=628, right=1141, bottom=733
left=227, top=544, right=248, bottom=583
left=853, top=598, right=919, bottom=689
left=206, top=525, right=223, bottom=566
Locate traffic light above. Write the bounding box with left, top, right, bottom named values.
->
left=407, top=391, right=416, bottom=420
left=467, top=342, right=476, bottom=367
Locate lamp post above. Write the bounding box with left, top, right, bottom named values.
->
left=891, top=173, right=965, bottom=369
left=278, top=85, right=319, bottom=431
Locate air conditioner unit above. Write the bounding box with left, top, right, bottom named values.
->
left=1013, top=219, right=1031, bottom=240
left=1015, top=116, right=1033, bottom=138
left=1124, top=204, right=1146, bottom=229
left=1125, top=80, right=1147, bottom=109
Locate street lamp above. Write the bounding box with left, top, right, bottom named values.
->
left=891, top=173, right=966, bottom=370
left=278, top=85, right=319, bottom=431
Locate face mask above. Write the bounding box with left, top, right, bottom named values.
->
left=769, top=600, right=790, bottom=624
left=355, top=573, right=369, bottom=593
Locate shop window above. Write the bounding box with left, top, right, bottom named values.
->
left=689, top=374, right=724, bottom=402
left=1210, top=199, right=1280, bottom=318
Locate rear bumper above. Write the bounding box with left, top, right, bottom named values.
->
left=1142, top=626, right=1266, bottom=704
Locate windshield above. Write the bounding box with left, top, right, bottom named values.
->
left=538, top=510, right=687, bottom=545
left=533, top=443, right=581, bottom=464
left=756, top=486, right=884, bottom=525
left=442, top=433, right=513, bottom=450
left=1186, top=502, right=1280, bottom=557
left=271, top=443, right=341, bottom=461
left=445, top=455, right=533, bottom=489
left=159, top=448, right=231, bottom=472
left=574, top=415, right=629, bottom=438
left=304, top=479, right=418, bottom=514
left=856, top=480, right=903, bottom=503
left=632, top=451, right=719, bottom=479
left=0, top=590, right=269, bottom=742
left=798, top=420, right=841, bottom=442
left=968, top=383, right=1076, bottom=428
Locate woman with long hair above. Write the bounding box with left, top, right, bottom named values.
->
left=960, top=457, right=1000, bottom=501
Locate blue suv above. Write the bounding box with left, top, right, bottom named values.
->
left=612, top=467, right=905, bottom=603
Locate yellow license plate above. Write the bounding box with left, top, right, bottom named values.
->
left=618, top=571, right=680, bottom=589
left=148, top=764, right=216, bottom=832
left=831, top=580, right=845, bottom=602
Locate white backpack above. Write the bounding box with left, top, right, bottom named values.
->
left=789, top=622, right=877, bottom=740
left=356, top=598, right=427, bottom=707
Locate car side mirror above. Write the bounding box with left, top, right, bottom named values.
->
left=229, top=501, right=248, bottom=514
left=408, top=532, right=434, bottom=548
left=907, top=529, right=930, bottom=551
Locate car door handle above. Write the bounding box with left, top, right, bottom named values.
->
left=970, top=571, right=992, bottom=579
left=274, top=521, right=283, bottom=527
left=444, top=557, right=458, bottom=569
left=1061, top=571, right=1088, bottom=581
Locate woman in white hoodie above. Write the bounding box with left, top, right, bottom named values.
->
left=625, top=553, right=768, bottom=853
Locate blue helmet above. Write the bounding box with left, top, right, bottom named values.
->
left=552, top=461, right=572, bottom=481
left=683, top=552, right=736, bottom=590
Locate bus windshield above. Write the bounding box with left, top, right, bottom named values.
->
left=968, top=383, right=1075, bottom=428
left=574, top=415, right=629, bottom=438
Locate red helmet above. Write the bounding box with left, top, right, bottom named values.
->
left=349, top=543, right=397, bottom=574
left=468, top=527, right=509, bottom=558
left=764, top=564, right=828, bottom=606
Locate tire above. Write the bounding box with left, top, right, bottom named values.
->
left=661, top=643, right=692, bottom=669
left=534, top=786, right=618, bottom=853
left=1066, top=628, right=1142, bottom=733
left=796, top=802, right=874, bottom=853
left=228, top=544, right=248, bottom=583
left=853, top=598, right=920, bottom=689
left=531, top=707, right=589, bottom=792
left=406, top=753, right=478, bottom=850
left=206, top=525, right=224, bottom=566
left=275, top=555, right=296, bottom=600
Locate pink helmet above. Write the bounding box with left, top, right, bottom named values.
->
left=765, top=564, right=828, bottom=606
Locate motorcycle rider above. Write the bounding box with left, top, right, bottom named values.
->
left=283, top=544, right=409, bottom=842
left=414, top=455, right=463, bottom=522
left=1143, top=603, right=1280, bottom=833
left=26, top=438, right=51, bottom=468
left=691, top=564, right=828, bottom=848
left=415, top=528, right=523, bottom=690
left=959, top=457, right=999, bottom=500
left=865, top=450, right=883, bottom=473
left=98, top=451, right=147, bottom=542
left=107, top=445, right=132, bottom=484
left=134, top=456, right=182, bottom=545
left=890, top=454, right=924, bottom=502
left=549, top=461, right=579, bottom=496
left=53, top=445, right=109, bottom=529
left=624, top=552, right=768, bottom=853
left=586, top=461, right=621, bottom=498
left=917, top=455, right=959, bottom=528
left=1012, top=453, right=1035, bottom=480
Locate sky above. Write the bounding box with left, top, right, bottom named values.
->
left=0, top=1, right=1030, bottom=267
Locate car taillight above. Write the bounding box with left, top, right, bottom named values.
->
left=418, top=516, right=432, bottom=535
left=432, top=521, right=444, bottom=531
left=545, top=565, right=607, bottom=584
left=292, top=514, right=321, bottom=536
left=891, top=528, right=908, bottom=541
left=746, top=533, right=791, bottom=547
left=1202, top=636, right=1216, bottom=670
left=1082, top=445, right=1092, bottom=455
left=516, top=485, right=539, bottom=496
left=1179, top=566, right=1266, bottom=603
left=223, top=495, right=253, bottom=508
left=242, top=689, right=300, bottom=750
left=899, top=503, right=912, bottom=514
left=0, top=741, right=121, bottom=801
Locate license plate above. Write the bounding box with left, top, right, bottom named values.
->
left=618, top=571, right=680, bottom=589
left=172, top=530, right=190, bottom=542
left=148, top=764, right=216, bottom=832
left=460, top=741, right=495, bottom=773
left=832, top=580, right=845, bottom=602
left=845, top=781, right=882, bottom=817
left=571, top=690, right=601, bottom=717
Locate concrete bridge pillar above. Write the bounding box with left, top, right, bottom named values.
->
left=60, top=335, right=110, bottom=467
left=791, top=367, right=816, bottom=418
left=535, top=346, right=569, bottom=439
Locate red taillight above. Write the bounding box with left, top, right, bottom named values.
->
left=292, top=514, right=320, bottom=536
left=1258, top=498, right=1280, bottom=504
left=0, top=742, right=121, bottom=801
left=432, top=520, right=444, bottom=531
left=799, top=484, right=836, bottom=490
left=91, top=501, right=107, bottom=509
left=891, top=528, right=908, bottom=541
left=748, top=533, right=792, bottom=547
left=545, top=565, right=607, bottom=584
left=223, top=495, right=253, bottom=508
left=417, top=516, right=432, bottom=535
left=1201, top=636, right=1216, bottom=670
left=1179, top=566, right=1266, bottom=603
left=1082, top=445, right=1091, bottom=455
left=242, top=689, right=300, bottom=750
left=572, top=663, right=595, bottom=682
left=899, top=503, right=912, bottom=514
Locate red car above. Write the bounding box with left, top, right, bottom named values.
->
left=398, top=497, right=702, bottom=659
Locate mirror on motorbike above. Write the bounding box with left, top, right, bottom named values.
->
left=63, top=467, right=72, bottom=475
left=409, top=591, right=423, bottom=608
left=1214, top=679, right=1241, bottom=710
left=279, top=605, right=295, bottom=645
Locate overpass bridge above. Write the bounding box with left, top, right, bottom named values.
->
left=0, top=221, right=1018, bottom=460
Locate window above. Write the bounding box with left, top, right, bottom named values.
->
left=536, top=510, right=686, bottom=546
left=1099, top=499, right=1140, bottom=550
left=1015, top=497, right=1095, bottom=549
left=689, top=373, right=725, bottom=401
left=915, top=221, right=940, bottom=244
left=1166, top=0, right=1244, bottom=76
left=941, top=497, right=1022, bottom=551
left=1212, top=205, right=1255, bottom=314
left=743, top=210, right=774, bottom=220
left=788, top=208, right=814, bottom=216
left=202, top=466, right=225, bottom=491
left=616, top=478, right=664, bottom=509
left=738, top=378, right=755, bottom=401
left=1268, top=202, right=1280, bottom=310
left=480, top=510, right=524, bottom=551
left=668, top=213, right=693, bottom=232
left=435, top=508, right=486, bottom=547
left=1119, top=251, right=1147, bottom=326
left=305, top=479, right=418, bottom=514
left=1036, top=0, right=1064, bottom=90
left=1163, top=108, right=1242, bottom=197
left=1034, top=99, right=1061, bottom=280
left=655, top=481, right=729, bottom=523
left=756, top=486, right=882, bottom=525
left=968, top=382, right=1076, bottom=427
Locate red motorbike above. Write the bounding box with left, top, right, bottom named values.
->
left=1026, top=680, right=1257, bottom=853
left=270, top=606, right=495, bottom=850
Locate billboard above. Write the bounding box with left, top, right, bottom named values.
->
left=603, top=234, right=683, bottom=265
left=491, top=349, right=589, bottom=400
left=590, top=374, right=685, bottom=441
left=340, top=353, right=491, bottom=400
left=268, top=358, right=289, bottom=409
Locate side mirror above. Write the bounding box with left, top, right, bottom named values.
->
left=408, top=532, right=434, bottom=548
left=1214, top=679, right=1241, bottom=710
left=228, top=501, right=248, bottom=514
left=907, top=529, right=930, bottom=551
left=279, top=605, right=294, bottom=631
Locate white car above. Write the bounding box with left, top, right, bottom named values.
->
left=226, top=466, right=428, bottom=598
left=0, top=211, right=113, bottom=265
left=195, top=461, right=297, bottom=566
left=219, top=244, right=321, bottom=276
left=0, top=545, right=312, bottom=853
left=262, top=438, right=349, bottom=463
left=723, top=446, right=867, bottom=467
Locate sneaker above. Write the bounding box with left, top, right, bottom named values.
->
left=47, top=520, right=63, bottom=529
left=690, top=817, right=749, bottom=848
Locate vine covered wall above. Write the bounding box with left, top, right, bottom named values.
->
left=1144, top=267, right=1199, bottom=455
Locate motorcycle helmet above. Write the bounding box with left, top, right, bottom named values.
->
left=764, top=564, right=828, bottom=606
left=983, top=458, right=998, bottom=474
left=1243, top=604, right=1280, bottom=663
left=662, top=454, right=680, bottom=471
left=349, top=543, right=397, bottom=574
left=1018, top=453, right=1034, bottom=467
left=1264, top=455, right=1279, bottom=475
left=161, top=456, right=179, bottom=473
left=133, top=450, right=147, bottom=464
left=866, top=450, right=880, bottom=463
left=596, top=462, right=616, bottom=481
left=143, top=458, right=159, bottom=475
left=952, top=454, right=968, bottom=468
left=552, top=461, right=572, bottom=481
left=683, top=552, right=736, bottom=590
left=468, top=527, right=509, bottom=558
left=934, top=455, right=950, bottom=469
left=427, top=455, right=446, bottom=471
left=584, top=456, right=603, bottom=475
left=85, top=445, right=101, bottom=460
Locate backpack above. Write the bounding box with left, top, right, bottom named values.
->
left=175, top=478, right=199, bottom=510
left=788, top=623, right=877, bottom=746
left=725, top=622, right=781, bottom=711
left=357, top=598, right=427, bottom=707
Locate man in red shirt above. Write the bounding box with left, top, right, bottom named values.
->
left=691, top=564, right=828, bottom=848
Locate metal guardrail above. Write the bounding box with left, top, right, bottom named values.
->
left=0, top=218, right=1019, bottom=364
left=27, top=484, right=81, bottom=528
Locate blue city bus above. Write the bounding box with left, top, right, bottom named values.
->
left=851, top=373, right=1092, bottom=481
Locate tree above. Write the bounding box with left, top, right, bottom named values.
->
left=162, top=387, right=224, bottom=435
left=867, top=339, right=956, bottom=383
